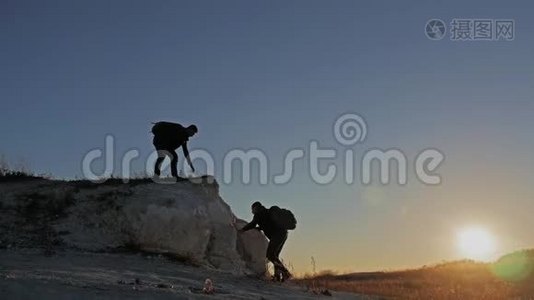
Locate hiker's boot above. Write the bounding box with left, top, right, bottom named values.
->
left=281, top=269, right=292, bottom=282
left=271, top=268, right=283, bottom=282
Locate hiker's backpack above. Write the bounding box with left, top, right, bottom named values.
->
left=151, top=121, right=184, bottom=136
left=269, top=206, right=297, bottom=230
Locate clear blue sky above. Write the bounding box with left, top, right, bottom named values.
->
left=1, top=0, right=534, bottom=273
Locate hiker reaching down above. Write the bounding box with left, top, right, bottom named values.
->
left=151, top=121, right=198, bottom=179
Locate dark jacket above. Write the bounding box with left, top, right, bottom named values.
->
left=241, top=207, right=286, bottom=239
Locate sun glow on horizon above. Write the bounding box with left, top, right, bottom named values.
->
left=456, top=227, right=497, bottom=261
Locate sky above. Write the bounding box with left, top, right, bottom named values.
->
left=1, top=0, right=534, bottom=273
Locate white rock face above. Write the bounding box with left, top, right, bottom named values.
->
left=0, top=177, right=268, bottom=275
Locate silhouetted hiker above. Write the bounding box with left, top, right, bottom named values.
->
left=151, top=121, right=198, bottom=179
left=239, top=201, right=297, bottom=282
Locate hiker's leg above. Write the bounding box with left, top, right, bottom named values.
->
left=154, top=150, right=167, bottom=176
left=274, top=232, right=290, bottom=275
left=170, top=151, right=179, bottom=178
left=266, top=238, right=281, bottom=278
left=266, top=233, right=287, bottom=272
left=274, top=231, right=287, bottom=258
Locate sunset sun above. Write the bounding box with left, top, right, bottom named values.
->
left=456, top=227, right=497, bottom=261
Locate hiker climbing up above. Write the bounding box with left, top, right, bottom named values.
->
left=239, top=201, right=297, bottom=282
left=151, top=121, right=198, bottom=179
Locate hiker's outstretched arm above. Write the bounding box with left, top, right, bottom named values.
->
left=182, top=143, right=195, bottom=172
left=240, top=215, right=258, bottom=232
